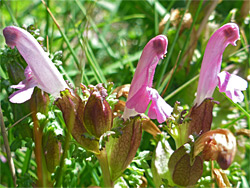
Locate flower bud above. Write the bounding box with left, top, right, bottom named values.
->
left=168, top=144, right=203, bottom=186
left=106, top=116, right=142, bottom=181
left=55, top=89, right=100, bottom=154
left=194, top=129, right=236, bottom=170
left=83, top=87, right=112, bottom=138
left=42, top=129, right=61, bottom=173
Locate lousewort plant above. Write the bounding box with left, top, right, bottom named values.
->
left=1, top=19, right=248, bottom=188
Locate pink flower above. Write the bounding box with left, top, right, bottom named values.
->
left=123, top=35, right=173, bottom=123
left=195, top=23, right=247, bottom=106
left=3, top=26, right=68, bottom=103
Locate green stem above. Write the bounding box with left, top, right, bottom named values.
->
left=21, top=148, right=32, bottom=175
left=54, top=121, right=72, bottom=187
left=41, top=0, right=88, bottom=86
left=75, top=0, right=118, bottom=59
left=4, top=1, right=19, bottom=26
left=0, top=105, right=17, bottom=187
left=243, top=90, right=250, bottom=129
left=45, top=0, right=50, bottom=50
left=221, top=114, right=246, bottom=128
left=159, top=0, right=204, bottom=93
left=96, top=148, right=113, bottom=187
left=154, top=0, right=159, bottom=35
left=54, top=101, right=76, bottom=187
left=164, top=74, right=199, bottom=101
left=218, top=89, right=250, bottom=119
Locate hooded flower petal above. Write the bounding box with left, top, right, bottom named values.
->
left=218, top=71, right=248, bottom=103
left=3, top=26, right=68, bottom=103
left=123, top=35, right=173, bottom=123
left=195, top=23, right=240, bottom=106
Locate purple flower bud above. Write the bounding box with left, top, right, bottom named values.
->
left=55, top=89, right=100, bottom=154
left=83, top=85, right=112, bottom=138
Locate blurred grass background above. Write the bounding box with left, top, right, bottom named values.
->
left=0, top=0, right=250, bottom=187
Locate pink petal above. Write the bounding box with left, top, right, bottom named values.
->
left=126, top=86, right=150, bottom=113
left=3, top=26, right=68, bottom=99
left=147, top=88, right=173, bottom=123
left=9, top=87, right=35, bottom=103
left=125, top=86, right=173, bottom=123
left=218, top=71, right=247, bottom=103
left=195, top=23, right=240, bottom=106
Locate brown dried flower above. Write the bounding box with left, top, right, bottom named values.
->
left=194, top=129, right=236, bottom=169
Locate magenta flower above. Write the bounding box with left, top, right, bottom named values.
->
left=195, top=23, right=247, bottom=106
left=123, top=35, right=173, bottom=123
left=3, top=26, right=68, bottom=103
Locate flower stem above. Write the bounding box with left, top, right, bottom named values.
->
left=30, top=105, right=45, bottom=187
left=0, top=106, right=17, bottom=187
left=54, top=127, right=71, bottom=187
left=54, top=108, right=75, bottom=187
left=96, top=148, right=113, bottom=187
left=211, top=161, right=215, bottom=188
